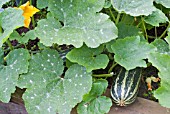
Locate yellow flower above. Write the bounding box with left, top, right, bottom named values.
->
left=18, top=1, right=40, bottom=28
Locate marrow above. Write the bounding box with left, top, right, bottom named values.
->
left=111, top=67, right=142, bottom=106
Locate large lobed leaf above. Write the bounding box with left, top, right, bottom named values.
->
left=0, top=49, right=30, bottom=103
left=18, top=49, right=92, bottom=114
left=66, top=45, right=109, bottom=72
left=144, top=9, right=169, bottom=27
left=111, top=36, right=156, bottom=70
left=35, top=0, right=118, bottom=48
left=0, top=8, right=24, bottom=47
left=148, top=52, right=170, bottom=108
left=155, top=0, right=170, bottom=8
left=111, top=0, right=156, bottom=16
left=77, top=79, right=112, bottom=114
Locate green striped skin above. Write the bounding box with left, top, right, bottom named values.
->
left=111, top=67, right=142, bottom=106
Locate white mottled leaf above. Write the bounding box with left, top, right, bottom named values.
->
left=0, top=8, right=24, bottom=47
left=35, top=0, right=118, bottom=48
left=18, top=49, right=92, bottom=114
left=155, top=0, right=170, bottom=8
left=0, top=49, right=30, bottom=102
left=111, top=0, right=156, bottom=16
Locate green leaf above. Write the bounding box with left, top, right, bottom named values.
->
left=0, top=0, right=10, bottom=7
left=35, top=0, right=118, bottom=48
left=77, top=96, right=112, bottom=114
left=35, top=17, right=62, bottom=46
left=37, top=0, right=48, bottom=9
left=77, top=79, right=112, bottom=114
left=155, top=0, right=170, bottom=8
left=111, top=36, right=156, bottom=70
left=83, top=79, right=108, bottom=102
left=10, top=30, right=36, bottom=44
left=144, top=9, right=169, bottom=27
left=0, top=49, right=30, bottom=103
left=117, top=23, right=140, bottom=39
left=18, top=49, right=92, bottom=114
left=0, top=8, right=24, bottom=47
left=111, top=0, right=156, bottom=16
left=151, top=39, right=169, bottom=54
left=66, top=45, right=109, bottom=72
left=120, top=15, right=134, bottom=25
left=148, top=52, right=170, bottom=108
left=9, top=30, right=22, bottom=41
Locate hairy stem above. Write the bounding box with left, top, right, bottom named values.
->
left=108, top=62, right=118, bottom=73
left=115, top=13, right=121, bottom=25
left=0, top=26, right=2, bottom=34
left=109, top=8, right=116, bottom=22
left=92, top=73, right=113, bottom=78
left=155, top=27, right=157, bottom=38
left=6, top=39, right=14, bottom=50
left=159, top=22, right=170, bottom=39
left=29, top=0, right=36, bottom=28
left=31, top=16, right=36, bottom=28
left=141, top=17, right=148, bottom=41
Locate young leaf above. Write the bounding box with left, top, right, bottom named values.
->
left=111, top=0, right=156, bottom=16
left=144, top=9, right=169, bottom=27
left=151, top=39, right=170, bottom=54
left=35, top=0, right=118, bottom=48
left=10, top=30, right=36, bottom=44
left=155, top=0, right=170, bottom=8
left=77, top=79, right=112, bottom=114
left=0, top=8, right=24, bottom=47
left=18, top=49, right=92, bottom=114
left=66, top=45, right=109, bottom=72
left=0, top=49, right=30, bottom=103
left=111, top=36, right=156, bottom=70
left=83, top=79, right=108, bottom=101
left=148, top=52, right=170, bottom=108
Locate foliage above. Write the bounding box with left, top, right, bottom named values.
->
left=77, top=79, right=112, bottom=114
left=66, top=44, right=109, bottom=72
left=0, top=0, right=170, bottom=114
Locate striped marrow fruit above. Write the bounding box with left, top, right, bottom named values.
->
left=111, top=67, right=142, bottom=106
